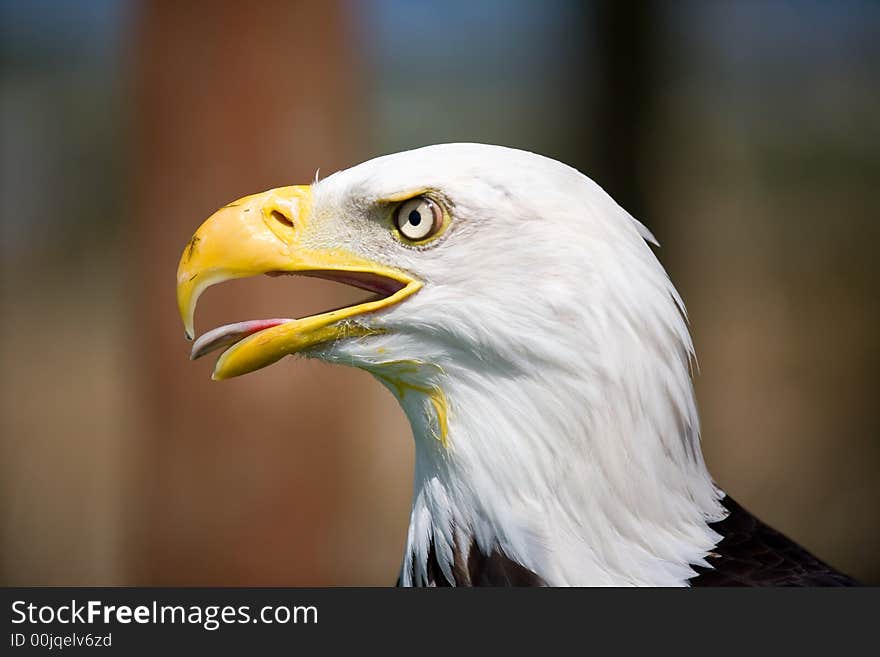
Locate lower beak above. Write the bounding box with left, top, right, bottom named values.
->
left=176, top=185, right=421, bottom=380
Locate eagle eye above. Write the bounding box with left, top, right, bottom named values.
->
left=394, top=196, right=443, bottom=242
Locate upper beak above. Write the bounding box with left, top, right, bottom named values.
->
left=176, top=184, right=421, bottom=379
left=177, top=185, right=313, bottom=339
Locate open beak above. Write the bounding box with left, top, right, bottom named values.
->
left=176, top=185, right=421, bottom=380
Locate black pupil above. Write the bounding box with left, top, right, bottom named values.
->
left=408, top=209, right=422, bottom=226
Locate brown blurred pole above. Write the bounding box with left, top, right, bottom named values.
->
left=129, top=0, right=371, bottom=584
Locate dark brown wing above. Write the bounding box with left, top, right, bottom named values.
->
left=689, top=495, right=859, bottom=586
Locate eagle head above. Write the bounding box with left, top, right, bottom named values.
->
left=177, top=143, right=726, bottom=586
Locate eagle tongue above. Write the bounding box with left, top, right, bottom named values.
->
left=190, top=319, right=293, bottom=361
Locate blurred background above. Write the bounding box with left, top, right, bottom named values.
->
left=1, top=0, right=878, bottom=585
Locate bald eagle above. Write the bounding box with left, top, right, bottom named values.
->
left=177, top=143, right=857, bottom=586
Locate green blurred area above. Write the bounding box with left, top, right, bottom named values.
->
left=1, top=0, right=879, bottom=585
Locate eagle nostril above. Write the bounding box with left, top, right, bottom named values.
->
left=270, top=209, right=294, bottom=229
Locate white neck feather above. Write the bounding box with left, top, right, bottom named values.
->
left=386, top=348, right=724, bottom=586
left=368, top=246, right=728, bottom=586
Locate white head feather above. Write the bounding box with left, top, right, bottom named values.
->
left=309, top=143, right=726, bottom=586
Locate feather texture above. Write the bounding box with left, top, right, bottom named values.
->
left=690, top=496, right=858, bottom=586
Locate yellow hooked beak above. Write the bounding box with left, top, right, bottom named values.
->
left=176, top=185, right=421, bottom=380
